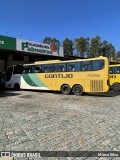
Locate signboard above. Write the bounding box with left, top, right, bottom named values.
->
left=0, top=35, right=64, bottom=57
left=16, top=39, right=64, bottom=57
left=0, top=35, right=16, bottom=50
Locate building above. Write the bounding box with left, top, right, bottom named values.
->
left=0, top=35, right=74, bottom=72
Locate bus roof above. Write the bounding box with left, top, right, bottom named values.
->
left=31, top=56, right=107, bottom=65
left=110, top=64, right=120, bottom=67
left=34, top=60, right=61, bottom=64
left=8, top=56, right=107, bottom=68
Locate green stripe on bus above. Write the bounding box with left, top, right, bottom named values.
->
left=22, top=74, right=37, bottom=86
left=29, top=74, right=46, bottom=87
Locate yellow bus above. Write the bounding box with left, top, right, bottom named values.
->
left=5, top=56, right=110, bottom=95
left=110, top=64, right=120, bottom=90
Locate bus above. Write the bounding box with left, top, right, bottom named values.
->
left=110, top=64, right=120, bottom=91
left=5, top=56, right=110, bottom=95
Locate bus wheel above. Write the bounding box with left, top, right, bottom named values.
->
left=14, top=83, right=20, bottom=91
left=72, top=85, right=83, bottom=95
left=112, top=83, right=120, bottom=91
left=61, top=84, right=71, bottom=95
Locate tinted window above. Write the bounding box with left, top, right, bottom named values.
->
left=67, top=63, right=75, bottom=72
left=110, top=67, right=114, bottom=74
left=32, top=66, right=42, bottom=73
left=48, top=65, right=54, bottom=72
left=42, top=65, right=49, bottom=73
left=22, top=66, right=31, bottom=73
left=115, top=66, right=120, bottom=74
left=67, top=62, right=81, bottom=72
left=13, top=65, right=23, bottom=74
left=52, top=65, right=57, bottom=72
left=76, top=62, right=82, bottom=71
left=57, top=64, right=66, bottom=72
left=6, top=67, right=13, bottom=81
left=93, top=60, right=104, bottom=71
left=82, top=61, right=92, bottom=71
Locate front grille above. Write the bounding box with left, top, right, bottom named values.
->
left=90, top=80, right=103, bottom=92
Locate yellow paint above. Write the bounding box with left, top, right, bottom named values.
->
left=110, top=64, right=120, bottom=86
left=36, top=57, right=109, bottom=93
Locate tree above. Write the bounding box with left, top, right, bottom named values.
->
left=51, top=38, right=60, bottom=45
left=74, top=37, right=90, bottom=57
left=43, top=37, right=60, bottom=46
left=63, top=38, right=74, bottom=56
left=116, top=51, right=120, bottom=59
left=107, top=43, right=116, bottom=60
left=89, top=36, right=101, bottom=58
left=42, top=37, right=52, bottom=44
left=101, top=40, right=109, bottom=56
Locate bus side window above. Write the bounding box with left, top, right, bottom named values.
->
left=67, top=63, right=75, bottom=72
left=82, top=61, right=92, bottom=71
left=48, top=65, right=54, bottom=72
left=57, top=64, right=66, bottom=72
left=53, top=65, right=57, bottom=72
left=33, top=66, right=42, bottom=73
left=116, top=67, right=120, bottom=74
left=13, top=65, right=23, bottom=74
left=93, top=60, right=104, bottom=71
left=42, top=65, right=49, bottom=73
left=100, top=61, right=104, bottom=69
left=76, top=62, right=81, bottom=71
left=110, top=67, right=114, bottom=74
left=23, top=66, right=31, bottom=73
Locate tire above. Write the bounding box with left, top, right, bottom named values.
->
left=61, top=84, right=71, bottom=95
left=14, top=83, right=20, bottom=91
left=112, top=83, right=120, bottom=91
left=72, top=85, right=83, bottom=95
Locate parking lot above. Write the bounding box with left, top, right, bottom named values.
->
left=0, top=89, right=120, bottom=160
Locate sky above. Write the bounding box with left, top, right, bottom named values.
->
left=0, top=0, right=120, bottom=51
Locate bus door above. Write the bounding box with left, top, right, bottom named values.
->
left=5, top=66, right=14, bottom=88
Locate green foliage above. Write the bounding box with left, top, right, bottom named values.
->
left=63, top=38, right=74, bottom=56
left=43, top=37, right=60, bottom=45
left=42, top=36, right=119, bottom=59
left=74, top=37, right=90, bottom=57
left=117, top=51, right=120, bottom=58
left=43, top=37, right=52, bottom=44
left=90, top=36, right=101, bottom=58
